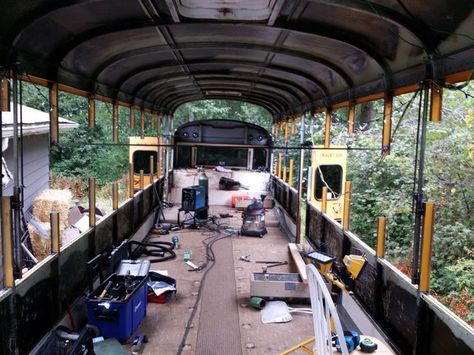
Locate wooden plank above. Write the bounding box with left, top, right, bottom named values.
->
left=288, top=243, right=307, bottom=283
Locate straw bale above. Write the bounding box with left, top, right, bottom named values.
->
left=33, top=189, right=72, bottom=228
left=28, top=222, right=51, bottom=261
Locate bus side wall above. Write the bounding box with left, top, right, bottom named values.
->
left=0, top=178, right=164, bottom=355
left=271, top=175, right=474, bottom=354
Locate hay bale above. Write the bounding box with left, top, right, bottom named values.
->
left=33, top=189, right=72, bottom=228
left=28, top=222, right=51, bottom=261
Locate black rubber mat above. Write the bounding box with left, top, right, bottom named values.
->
left=196, top=237, right=242, bottom=355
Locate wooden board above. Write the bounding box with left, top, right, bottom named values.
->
left=288, top=243, right=308, bottom=283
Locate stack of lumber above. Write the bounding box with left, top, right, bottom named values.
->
left=28, top=189, right=72, bottom=261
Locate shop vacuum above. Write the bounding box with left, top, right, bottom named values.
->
left=241, top=196, right=267, bottom=237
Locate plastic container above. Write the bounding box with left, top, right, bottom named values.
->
left=86, top=274, right=148, bottom=342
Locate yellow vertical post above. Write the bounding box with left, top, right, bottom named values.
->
left=348, top=102, right=355, bottom=134
left=342, top=181, right=352, bottom=230
left=291, top=116, right=296, bottom=135
left=284, top=120, right=289, bottom=143
left=288, top=159, right=294, bottom=187
left=113, top=101, right=118, bottom=143
left=50, top=212, right=60, bottom=254
left=277, top=153, right=282, bottom=179
left=112, top=182, right=119, bottom=210
left=130, top=106, right=135, bottom=129
left=139, top=170, right=144, bottom=190
left=382, top=93, right=393, bottom=156
left=129, top=163, right=134, bottom=198
left=430, top=83, right=442, bottom=122
left=88, top=95, right=95, bottom=128
left=1, top=197, right=14, bottom=287
left=1, top=77, right=11, bottom=112
left=149, top=155, right=155, bottom=183
left=49, top=82, right=59, bottom=146
left=376, top=216, right=387, bottom=258
left=157, top=138, right=162, bottom=178
left=420, top=202, right=436, bottom=293
left=89, top=177, right=96, bottom=228
left=157, top=113, right=161, bottom=135
left=140, top=109, right=145, bottom=133
left=324, top=109, right=331, bottom=148
left=321, top=186, right=328, bottom=214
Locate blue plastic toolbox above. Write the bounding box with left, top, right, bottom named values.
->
left=86, top=274, right=148, bottom=342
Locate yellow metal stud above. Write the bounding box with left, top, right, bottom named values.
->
left=342, top=181, right=352, bottom=230
left=430, top=83, right=442, bottom=122
left=49, top=82, right=59, bottom=146
left=321, top=186, right=328, bottom=214
left=140, top=110, right=145, bottom=138
left=140, top=170, right=145, bottom=190
left=284, top=120, right=289, bottom=143
left=420, top=202, right=436, bottom=293
left=113, top=102, right=118, bottom=143
left=324, top=109, right=331, bottom=148
left=382, top=93, right=393, bottom=156
left=1, top=197, right=14, bottom=287
left=112, top=182, right=119, bottom=210
left=158, top=137, right=163, bottom=178
left=130, top=107, right=135, bottom=129
left=88, top=95, right=95, bottom=128
left=348, top=102, right=355, bottom=134
left=129, top=163, right=134, bottom=198
left=0, top=77, right=10, bottom=112
left=89, top=177, right=96, bottom=227
left=50, top=212, right=60, bottom=254
left=278, top=153, right=282, bottom=179
left=376, top=216, right=387, bottom=258
left=289, top=159, right=294, bottom=187
left=150, top=155, right=155, bottom=183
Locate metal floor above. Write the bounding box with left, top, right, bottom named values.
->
left=134, top=205, right=315, bottom=355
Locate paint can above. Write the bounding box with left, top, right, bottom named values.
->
left=249, top=296, right=266, bottom=310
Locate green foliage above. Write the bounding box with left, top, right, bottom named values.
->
left=343, top=84, right=474, bottom=322
left=173, top=99, right=272, bottom=131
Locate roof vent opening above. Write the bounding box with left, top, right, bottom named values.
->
left=176, top=0, right=278, bottom=21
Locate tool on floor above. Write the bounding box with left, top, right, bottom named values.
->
left=359, top=337, right=378, bottom=353
left=131, top=333, right=148, bottom=354
left=334, top=331, right=360, bottom=353
left=185, top=260, right=200, bottom=271
left=260, top=261, right=288, bottom=273
left=239, top=255, right=250, bottom=262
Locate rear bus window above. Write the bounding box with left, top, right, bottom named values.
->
left=314, top=165, right=343, bottom=200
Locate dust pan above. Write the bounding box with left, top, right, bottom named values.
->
left=261, top=301, right=292, bottom=324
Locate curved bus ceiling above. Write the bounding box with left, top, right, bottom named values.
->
left=0, top=0, right=472, bottom=119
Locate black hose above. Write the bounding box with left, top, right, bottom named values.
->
left=127, top=240, right=176, bottom=263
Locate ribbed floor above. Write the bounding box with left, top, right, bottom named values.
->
left=195, top=237, right=242, bottom=355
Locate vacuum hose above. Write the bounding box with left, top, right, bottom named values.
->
left=127, top=240, right=176, bottom=263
